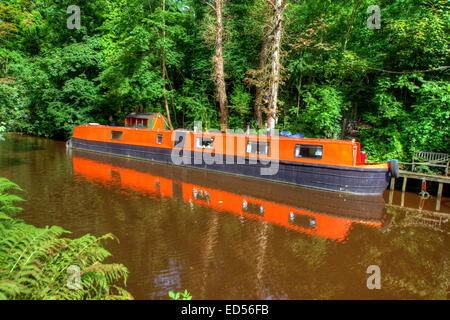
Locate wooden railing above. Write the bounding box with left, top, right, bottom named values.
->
left=409, top=151, right=449, bottom=176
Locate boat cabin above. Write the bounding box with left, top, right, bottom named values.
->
left=124, top=112, right=169, bottom=130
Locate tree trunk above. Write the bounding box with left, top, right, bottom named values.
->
left=209, top=0, right=229, bottom=130
left=266, top=0, right=286, bottom=133
left=343, top=0, right=360, bottom=51
left=162, top=0, right=174, bottom=130
left=254, top=36, right=270, bottom=129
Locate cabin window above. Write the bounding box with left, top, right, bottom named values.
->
left=246, top=141, right=270, bottom=155
left=295, top=144, right=323, bottom=159
left=157, top=134, right=163, bottom=145
left=111, top=131, right=123, bottom=141
left=242, top=200, right=264, bottom=217
left=196, top=137, right=214, bottom=149
left=288, top=212, right=316, bottom=229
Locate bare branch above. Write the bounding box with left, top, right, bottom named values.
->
left=205, top=1, right=217, bottom=13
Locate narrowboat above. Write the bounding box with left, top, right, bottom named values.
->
left=71, top=149, right=389, bottom=241
left=68, top=112, right=395, bottom=195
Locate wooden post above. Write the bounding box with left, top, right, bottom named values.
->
left=401, top=177, right=407, bottom=207
left=402, top=177, right=407, bottom=192
left=436, top=182, right=443, bottom=211
left=390, top=177, right=395, bottom=191
left=389, top=177, right=395, bottom=204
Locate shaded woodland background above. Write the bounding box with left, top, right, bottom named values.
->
left=0, top=0, right=448, bottom=162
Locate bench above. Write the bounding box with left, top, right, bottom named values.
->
left=412, top=151, right=449, bottom=176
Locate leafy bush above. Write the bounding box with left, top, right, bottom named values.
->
left=168, top=289, right=192, bottom=300
left=228, top=84, right=252, bottom=128
left=299, top=85, right=348, bottom=139
left=0, top=177, right=132, bottom=300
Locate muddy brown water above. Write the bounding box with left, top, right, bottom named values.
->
left=1, top=133, right=449, bottom=299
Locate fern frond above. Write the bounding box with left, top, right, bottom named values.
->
left=0, top=211, right=13, bottom=220
left=0, top=177, right=133, bottom=300
left=0, top=178, right=23, bottom=194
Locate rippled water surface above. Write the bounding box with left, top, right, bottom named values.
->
left=1, top=133, right=449, bottom=299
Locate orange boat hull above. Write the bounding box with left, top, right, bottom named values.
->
left=70, top=125, right=390, bottom=195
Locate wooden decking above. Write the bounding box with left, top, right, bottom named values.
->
left=398, top=170, right=450, bottom=183
left=385, top=204, right=450, bottom=232
left=389, top=170, right=449, bottom=211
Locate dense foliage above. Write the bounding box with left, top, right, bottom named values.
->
left=0, top=0, right=448, bottom=161
left=0, top=177, right=132, bottom=300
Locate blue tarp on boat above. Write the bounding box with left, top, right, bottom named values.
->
left=280, top=131, right=305, bottom=138
left=280, top=131, right=292, bottom=137
left=291, top=133, right=306, bottom=138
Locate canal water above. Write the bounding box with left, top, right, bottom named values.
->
left=0, top=133, right=449, bottom=299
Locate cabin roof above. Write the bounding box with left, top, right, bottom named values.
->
left=126, top=112, right=161, bottom=119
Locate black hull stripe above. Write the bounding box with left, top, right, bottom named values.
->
left=70, top=138, right=390, bottom=195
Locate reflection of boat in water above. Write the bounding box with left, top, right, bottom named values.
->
left=71, top=150, right=388, bottom=241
